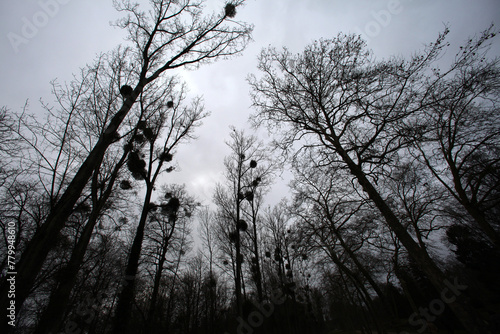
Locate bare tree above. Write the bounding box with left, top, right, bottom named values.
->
left=196, top=207, right=219, bottom=333
left=198, top=207, right=216, bottom=275
left=0, top=0, right=252, bottom=329
left=408, top=29, right=500, bottom=246
left=261, top=201, right=290, bottom=294
left=143, top=184, right=198, bottom=330
left=249, top=30, right=497, bottom=332
left=33, top=46, right=137, bottom=334
left=289, top=154, right=392, bottom=316
left=212, top=128, right=272, bottom=315
left=112, top=78, right=205, bottom=333
left=0, top=107, right=21, bottom=188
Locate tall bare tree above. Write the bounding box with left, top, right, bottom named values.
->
left=34, top=46, right=136, bottom=334
left=408, top=30, right=500, bottom=246
left=143, top=184, right=198, bottom=331
left=0, top=1, right=252, bottom=329
left=112, top=79, right=206, bottom=333
left=213, top=128, right=272, bottom=314
left=249, top=30, right=497, bottom=332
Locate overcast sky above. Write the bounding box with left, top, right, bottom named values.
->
left=1, top=0, right=499, bottom=208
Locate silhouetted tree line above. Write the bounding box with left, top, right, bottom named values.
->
left=1, top=1, right=499, bottom=333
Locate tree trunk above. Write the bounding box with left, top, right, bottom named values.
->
left=112, top=184, right=153, bottom=334
left=147, top=251, right=166, bottom=329
left=328, top=216, right=394, bottom=317
left=147, top=216, right=175, bottom=328
left=234, top=159, right=243, bottom=316
left=251, top=204, right=264, bottom=302
left=327, top=245, right=386, bottom=334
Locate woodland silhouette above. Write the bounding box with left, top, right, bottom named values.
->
left=1, top=1, right=499, bottom=334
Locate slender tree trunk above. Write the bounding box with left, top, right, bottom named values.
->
left=327, top=246, right=386, bottom=334
left=112, top=184, right=153, bottom=334
left=394, top=265, right=420, bottom=317
left=147, top=217, right=175, bottom=328
left=330, top=221, right=394, bottom=317
left=148, top=248, right=166, bottom=322
left=250, top=204, right=264, bottom=302
left=165, top=249, right=183, bottom=333
left=338, top=271, right=372, bottom=334
left=234, top=159, right=243, bottom=316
